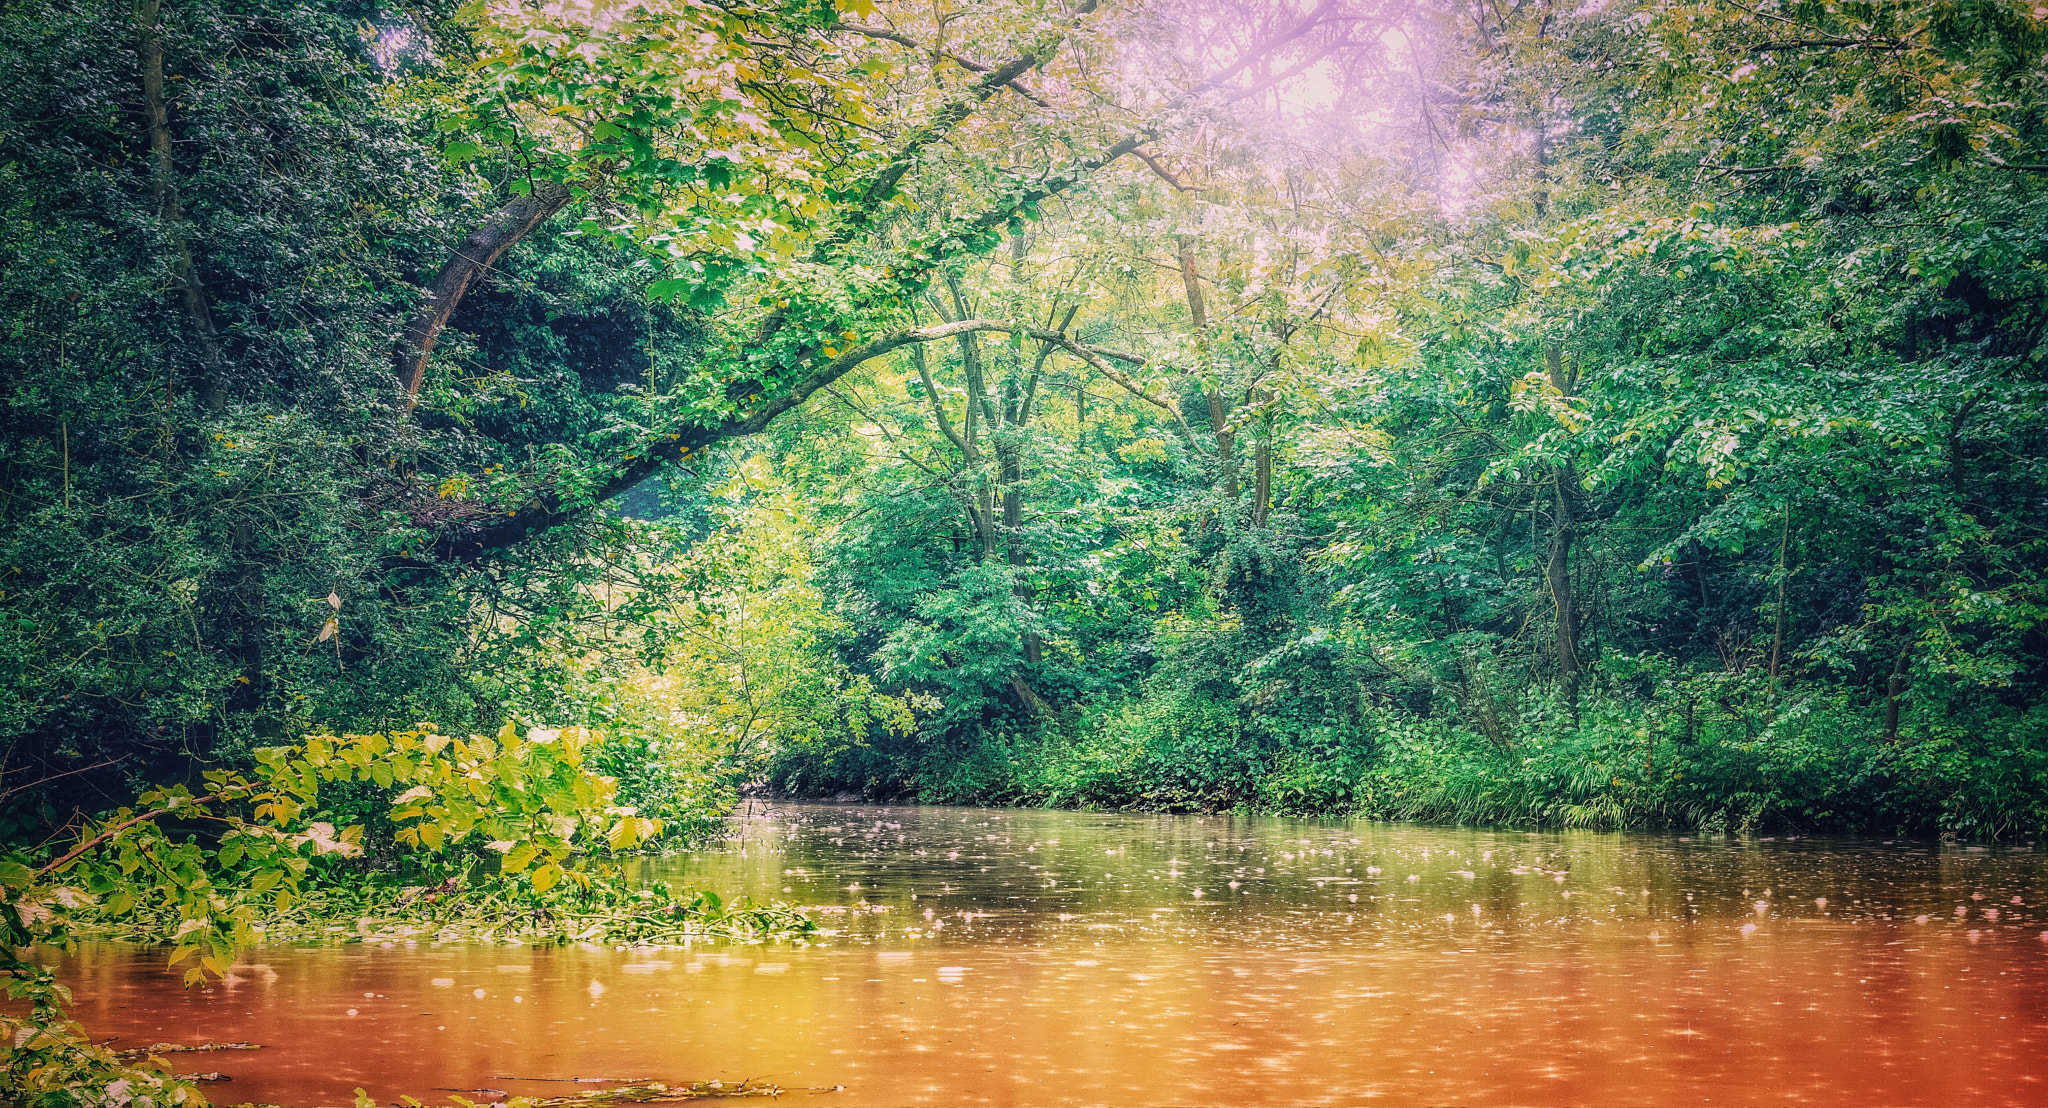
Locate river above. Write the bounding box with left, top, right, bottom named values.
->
left=52, top=803, right=2048, bottom=1105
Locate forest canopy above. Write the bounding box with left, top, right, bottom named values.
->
left=2, top=0, right=2045, bottom=844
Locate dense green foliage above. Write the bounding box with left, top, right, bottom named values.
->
left=0, top=0, right=963, bottom=836
left=1, top=0, right=2044, bottom=882
left=751, top=0, right=2048, bottom=837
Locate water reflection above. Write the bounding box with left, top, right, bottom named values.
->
left=53, top=805, right=2048, bottom=1105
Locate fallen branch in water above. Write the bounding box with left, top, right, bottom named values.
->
left=519, top=1080, right=792, bottom=1104
left=322, top=1079, right=803, bottom=1107
left=488, top=1077, right=653, bottom=1084
left=111, top=1041, right=262, bottom=1061
left=76, top=874, right=815, bottom=949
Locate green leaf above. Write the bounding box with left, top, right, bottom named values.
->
left=502, top=840, right=541, bottom=873
left=647, top=277, right=694, bottom=303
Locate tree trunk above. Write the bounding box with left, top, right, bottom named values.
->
left=135, top=0, right=225, bottom=411
left=228, top=519, right=263, bottom=727
left=395, top=181, right=573, bottom=402
left=1770, top=501, right=1789, bottom=686
left=1252, top=390, right=1273, bottom=526
left=1007, top=671, right=1050, bottom=716
left=998, top=249, right=1057, bottom=669
left=1253, top=439, right=1271, bottom=524
left=909, top=340, right=997, bottom=558
left=963, top=355, right=1000, bottom=561
left=1000, top=448, right=1041, bottom=665
left=1545, top=345, right=1579, bottom=693
left=1001, top=451, right=1025, bottom=566
left=935, top=274, right=1009, bottom=563
left=1689, top=541, right=1713, bottom=612
left=1883, top=641, right=1912, bottom=742
left=1177, top=238, right=1235, bottom=498
left=1545, top=475, right=1577, bottom=683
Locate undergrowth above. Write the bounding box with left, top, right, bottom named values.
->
left=771, top=668, right=2048, bottom=840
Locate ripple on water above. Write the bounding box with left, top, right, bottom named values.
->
left=46, top=804, right=2048, bottom=1107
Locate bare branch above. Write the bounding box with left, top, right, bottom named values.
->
left=1699, top=161, right=1798, bottom=178
left=836, top=22, right=1053, bottom=106
left=0, top=758, right=126, bottom=804
left=833, top=3, right=1100, bottom=241
left=911, top=342, right=974, bottom=461
left=837, top=21, right=989, bottom=71
left=37, top=785, right=252, bottom=878
left=1134, top=148, right=1204, bottom=192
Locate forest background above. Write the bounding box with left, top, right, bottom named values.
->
left=4, top=0, right=2046, bottom=859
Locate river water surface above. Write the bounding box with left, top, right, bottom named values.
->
left=54, top=804, right=2048, bottom=1105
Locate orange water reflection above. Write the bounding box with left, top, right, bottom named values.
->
left=52, top=805, right=2048, bottom=1105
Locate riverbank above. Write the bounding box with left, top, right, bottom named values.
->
left=769, top=690, right=2048, bottom=839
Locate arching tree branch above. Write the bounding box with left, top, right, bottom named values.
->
left=395, top=181, right=574, bottom=404
left=429, top=319, right=1185, bottom=560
